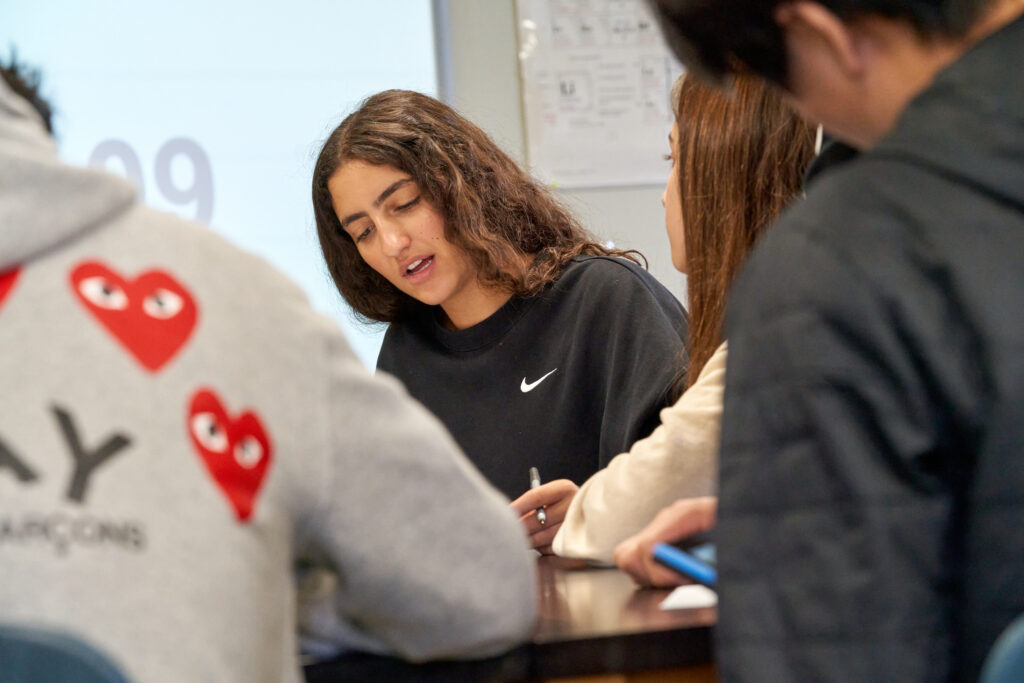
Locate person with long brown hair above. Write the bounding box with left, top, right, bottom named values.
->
left=527, top=72, right=815, bottom=562
left=312, top=89, right=689, bottom=504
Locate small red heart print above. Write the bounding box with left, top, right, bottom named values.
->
left=187, top=388, right=273, bottom=523
left=70, top=260, right=197, bottom=372
left=0, top=267, right=21, bottom=308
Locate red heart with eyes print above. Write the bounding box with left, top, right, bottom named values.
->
left=0, top=267, right=20, bottom=308
left=187, top=388, right=273, bottom=523
left=70, top=260, right=198, bottom=372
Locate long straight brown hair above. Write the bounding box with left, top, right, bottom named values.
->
left=674, top=73, right=815, bottom=388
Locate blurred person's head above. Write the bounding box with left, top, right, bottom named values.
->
left=649, top=0, right=1022, bottom=148
left=665, top=72, right=815, bottom=386
left=312, top=89, right=640, bottom=327
left=1, top=53, right=53, bottom=135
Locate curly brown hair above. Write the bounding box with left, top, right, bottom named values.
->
left=312, top=89, right=643, bottom=324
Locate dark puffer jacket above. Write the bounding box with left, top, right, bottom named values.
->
left=716, top=14, right=1024, bottom=683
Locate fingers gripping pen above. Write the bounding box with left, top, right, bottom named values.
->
left=529, top=467, right=547, bottom=525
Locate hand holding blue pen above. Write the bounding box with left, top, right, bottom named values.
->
left=529, top=467, right=547, bottom=525
left=652, top=542, right=717, bottom=587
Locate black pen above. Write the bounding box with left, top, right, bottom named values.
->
left=529, top=467, right=547, bottom=525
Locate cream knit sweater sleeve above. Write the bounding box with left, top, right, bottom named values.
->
left=552, top=342, right=727, bottom=563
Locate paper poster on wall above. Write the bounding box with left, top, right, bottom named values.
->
left=516, top=0, right=684, bottom=189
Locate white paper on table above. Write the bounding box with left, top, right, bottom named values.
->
left=659, top=584, right=718, bottom=610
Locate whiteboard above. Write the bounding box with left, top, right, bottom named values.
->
left=0, top=0, right=438, bottom=367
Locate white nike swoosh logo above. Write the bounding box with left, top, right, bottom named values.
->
left=521, top=368, right=558, bottom=393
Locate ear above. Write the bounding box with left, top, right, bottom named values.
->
left=775, top=1, right=869, bottom=81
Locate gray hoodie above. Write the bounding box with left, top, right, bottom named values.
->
left=0, top=76, right=535, bottom=682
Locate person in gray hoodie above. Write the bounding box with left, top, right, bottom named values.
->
left=0, top=58, right=535, bottom=683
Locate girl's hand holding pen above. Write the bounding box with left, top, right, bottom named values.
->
left=510, top=479, right=579, bottom=554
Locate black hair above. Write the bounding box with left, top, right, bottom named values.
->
left=1, top=51, right=54, bottom=134
left=649, top=0, right=997, bottom=87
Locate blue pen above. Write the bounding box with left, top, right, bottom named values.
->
left=652, top=542, right=717, bottom=587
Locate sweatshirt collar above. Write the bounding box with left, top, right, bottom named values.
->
left=415, top=294, right=530, bottom=354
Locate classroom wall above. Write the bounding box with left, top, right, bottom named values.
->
left=436, top=0, right=688, bottom=304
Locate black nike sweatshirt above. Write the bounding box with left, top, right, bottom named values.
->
left=377, top=256, right=689, bottom=499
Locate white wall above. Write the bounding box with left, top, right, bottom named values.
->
left=436, top=0, right=687, bottom=303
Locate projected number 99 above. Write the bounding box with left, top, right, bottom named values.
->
left=89, top=138, right=214, bottom=223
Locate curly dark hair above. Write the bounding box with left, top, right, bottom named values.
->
left=312, top=89, right=643, bottom=324
left=1, top=51, right=54, bottom=134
